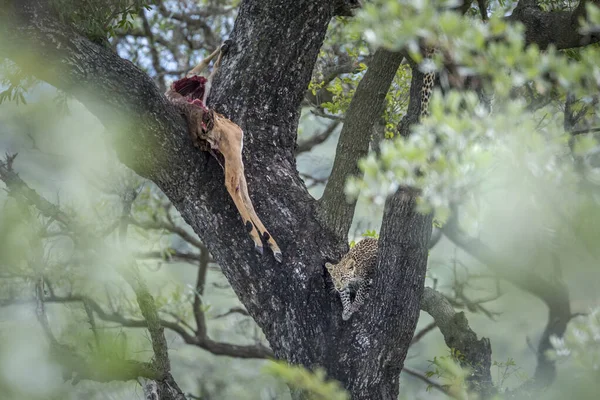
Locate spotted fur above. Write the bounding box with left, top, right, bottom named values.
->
left=420, top=47, right=436, bottom=119
left=325, top=238, right=378, bottom=321
left=325, top=50, right=437, bottom=321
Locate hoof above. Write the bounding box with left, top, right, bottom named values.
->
left=254, top=244, right=264, bottom=255
left=221, top=40, right=232, bottom=53
left=273, top=250, right=282, bottom=263
left=342, top=311, right=352, bottom=321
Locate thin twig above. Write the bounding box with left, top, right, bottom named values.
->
left=403, top=367, right=449, bottom=395
left=411, top=321, right=437, bottom=346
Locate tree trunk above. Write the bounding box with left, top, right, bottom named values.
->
left=1, top=0, right=431, bottom=398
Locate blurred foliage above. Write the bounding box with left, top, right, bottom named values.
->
left=346, top=1, right=600, bottom=225
left=307, top=18, right=412, bottom=139
left=491, top=358, right=527, bottom=392
left=349, top=229, right=379, bottom=248
left=549, top=309, right=600, bottom=383
left=0, top=60, right=37, bottom=106
left=49, top=0, right=151, bottom=42
left=263, top=361, right=349, bottom=400
left=425, top=350, right=469, bottom=398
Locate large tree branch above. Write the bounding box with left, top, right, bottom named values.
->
left=319, top=48, right=403, bottom=239
left=509, top=0, right=600, bottom=50
left=391, top=3, right=576, bottom=386
left=337, top=190, right=432, bottom=399
left=421, top=287, right=495, bottom=397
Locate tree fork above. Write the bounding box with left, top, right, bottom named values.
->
left=1, top=1, right=436, bottom=398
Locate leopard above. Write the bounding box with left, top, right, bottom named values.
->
left=420, top=47, right=436, bottom=119
left=325, top=238, right=378, bottom=321
left=325, top=49, right=437, bottom=321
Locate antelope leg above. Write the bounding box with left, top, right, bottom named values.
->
left=236, top=175, right=282, bottom=262
left=202, top=49, right=224, bottom=105
left=224, top=164, right=266, bottom=256
left=187, top=47, right=221, bottom=77
left=212, top=115, right=283, bottom=262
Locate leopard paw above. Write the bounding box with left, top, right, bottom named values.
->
left=342, top=309, right=353, bottom=321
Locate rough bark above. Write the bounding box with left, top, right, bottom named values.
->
left=359, top=190, right=432, bottom=398
left=332, top=0, right=362, bottom=17
left=421, top=287, right=495, bottom=397
left=509, top=0, right=600, bottom=50
left=1, top=1, right=429, bottom=398
left=319, top=48, right=404, bottom=240
left=398, top=61, right=428, bottom=138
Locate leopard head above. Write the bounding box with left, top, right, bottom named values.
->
left=325, top=259, right=356, bottom=292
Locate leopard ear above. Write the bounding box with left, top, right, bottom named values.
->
left=347, top=259, right=356, bottom=270
left=325, top=262, right=334, bottom=270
